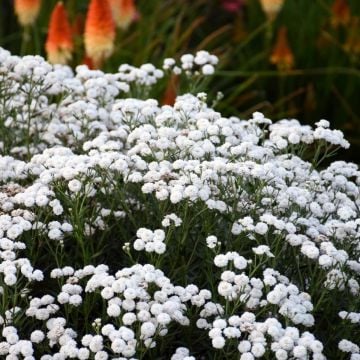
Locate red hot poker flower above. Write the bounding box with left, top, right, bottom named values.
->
left=85, top=0, right=116, bottom=67
left=108, top=0, right=137, bottom=30
left=331, top=0, right=351, bottom=27
left=45, top=2, right=73, bottom=65
left=270, top=26, right=294, bottom=71
left=14, top=0, right=41, bottom=27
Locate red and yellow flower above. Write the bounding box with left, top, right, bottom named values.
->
left=108, top=0, right=137, bottom=30
left=331, top=0, right=351, bottom=28
left=45, top=2, right=73, bottom=65
left=270, top=26, right=294, bottom=71
left=259, top=0, right=285, bottom=20
left=84, top=0, right=116, bottom=67
left=14, top=0, right=41, bottom=27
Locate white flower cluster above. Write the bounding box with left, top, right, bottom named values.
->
left=339, top=339, right=360, bottom=360
left=161, top=213, right=182, bottom=227
left=339, top=311, right=360, bottom=324
left=118, top=63, right=164, bottom=87
left=163, top=50, right=219, bottom=76
left=0, top=327, right=34, bottom=358
left=206, top=315, right=325, bottom=359
left=206, top=264, right=315, bottom=324
left=26, top=295, right=59, bottom=321
left=48, top=263, right=211, bottom=359
left=171, top=347, right=195, bottom=360
left=269, top=118, right=350, bottom=149
left=133, top=228, right=166, bottom=254
left=0, top=47, right=359, bottom=359
left=214, top=251, right=248, bottom=270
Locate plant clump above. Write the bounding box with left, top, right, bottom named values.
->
left=0, top=47, right=359, bottom=359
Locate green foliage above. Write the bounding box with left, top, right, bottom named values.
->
left=1, top=1, right=359, bottom=146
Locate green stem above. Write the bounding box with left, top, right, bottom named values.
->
left=215, top=67, right=360, bottom=78
left=20, top=27, right=30, bottom=56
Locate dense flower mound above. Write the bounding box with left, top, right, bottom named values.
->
left=0, top=47, right=359, bottom=359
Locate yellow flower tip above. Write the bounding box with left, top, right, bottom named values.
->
left=45, top=2, right=73, bottom=65
left=109, top=0, right=137, bottom=30
left=259, top=0, right=285, bottom=20
left=14, top=0, right=42, bottom=27
left=270, top=26, right=294, bottom=71
left=85, top=0, right=116, bottom=66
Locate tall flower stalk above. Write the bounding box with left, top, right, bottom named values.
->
left=14, top=0, right=41, bottom=27
left=108, top=0, right=137, bottom=29
left=45, top=2, right=73, bottom=65
left=84, top=0, right=115, bottom=68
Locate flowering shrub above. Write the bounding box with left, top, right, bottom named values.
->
left=0, top=47, right=359, bottom=359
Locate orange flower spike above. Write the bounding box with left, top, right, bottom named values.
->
left=270, top=26, right=294, bottom=71
left=85, top=0, right=115, bottom=68
left=331, top=0, right=351, bottom=28
left=162, top=75, right=179, bottom=106
left=45, top=2, right=73, bottom=65
left=14, top=0, right=41, bottom=27
left=259, top=0, right=285, bottom=20
left=109, top=0, right=137, bottom=30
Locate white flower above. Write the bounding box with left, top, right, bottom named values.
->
left=233, top=256, right=248, bottom=270
left=254, top=222, right=268, bottom=235
left=213, top=319, right=227, bottom=329
left=157, top=313, right=171, bottom=325
left=68, top=179, right=82, bottom=193
left=202, top=64, right=215, bottom=75
left=301, top=244, right=319, bottom=259
left=140, top=322, right=156, bottom=339
left=315, top=119, right=330, bottom=128
left=78, top=348, right=90, bottom=359
left=252, top=245, right=274, bottom=257
left=293, top=345, right=307, bottom=357
left=48, top=228, right=63, bottom=240
left=279, top=336, right=294, bottom=351
left=251, top=343, right=265, bottom=357
left=68, top=294, right=82, bottom=306
left=89, top=335, right=103, bottom=352
left=154, top=241, right=166, bottom=254
left=240, top=353, right=255, bottom=360
left=238, top=340, right=252, bottom=353
left=163, top=58, right=176, bottom=69
left=206, top=235, right=219, bottom=249
left=95, top=351, right=108, bottom=360
left=4, top=274, right=17, bottom=286
left=212, top=336, right=225, bottom=349
left=267, top=290, right=283, bottom=305
left=133, top=239, right=145, bottom=251
left=30, top=330, right=45, bottom=343
left=214, top=254, right=228, bottom=268
left=107, top=304, right=121, bottom=317
left=223, top=326, right=241, bottom=339
left=6, top=224, right=23, bottom=239
left=218, top=281, right=233, bottom=297
left=275, top=349, right=288, bottom=360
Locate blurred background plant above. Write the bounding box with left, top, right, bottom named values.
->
left=0, top=0, right=359, bottom=160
